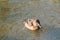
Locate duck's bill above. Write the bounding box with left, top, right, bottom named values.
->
left=39, top=26, right=42, bottom=28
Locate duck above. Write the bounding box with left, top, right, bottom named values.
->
left=23, top=19, right=41, bottom=30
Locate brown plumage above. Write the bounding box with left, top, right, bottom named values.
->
left=23, top=19, right=41, bottom=30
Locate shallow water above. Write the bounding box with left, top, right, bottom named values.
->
left=0, top=0, right=60, bottom=40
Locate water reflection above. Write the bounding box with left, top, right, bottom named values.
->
left=0, top=0, right=10, bottom=40
left=0, top=0, right=10, bottom=22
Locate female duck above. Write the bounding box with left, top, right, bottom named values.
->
left=23, top=19, right=41, bottom=30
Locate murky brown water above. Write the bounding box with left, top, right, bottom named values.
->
left=0, top=0, right=60, bottom=40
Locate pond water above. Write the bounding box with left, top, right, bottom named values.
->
left=0, top=0, right=60, bottom=40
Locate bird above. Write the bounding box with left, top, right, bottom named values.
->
left=23, top=19, right=41, bottom=30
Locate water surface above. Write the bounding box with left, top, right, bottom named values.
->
left=0, top=0, right=60, bottom=40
